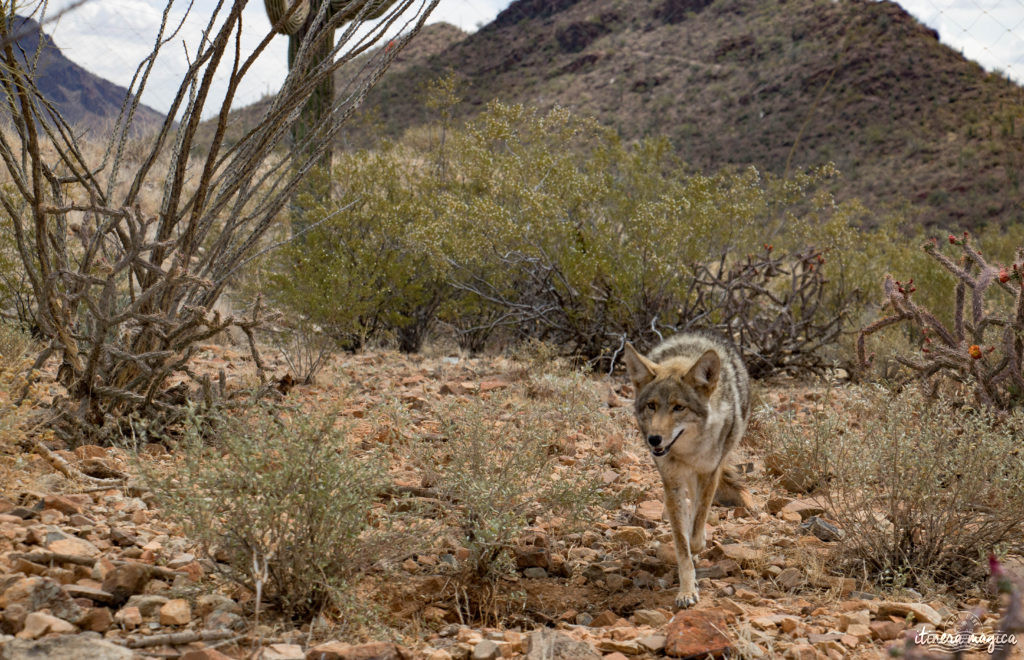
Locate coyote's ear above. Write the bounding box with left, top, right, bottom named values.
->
left=622, top=342, right=657, bottom=391
left=686, top=349, right=720, bottom=396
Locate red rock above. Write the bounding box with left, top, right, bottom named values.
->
left=0, top=576, right=84, bottom=624
left=306, top=641, right=411, bottom=660
left=514, top=546, right=549, bottom=570
left=590, top=609, right=619, bottom=627
left=42, top=495, right=83, bottom=515
left=665, top=610, right=733, bottom=658
left=113, top=606, right=141, bottom=629
left=869, top=620, right=904, bottom=641
left=101, top=562, right=149, bottom=605
left=80, top=607, right=113, bottom=632
left=158, top=598, right=191, bottom=625
left=181, top=649, right=236, bottom=660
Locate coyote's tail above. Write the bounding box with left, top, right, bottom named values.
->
left=714, top=464, right=755, bottom=509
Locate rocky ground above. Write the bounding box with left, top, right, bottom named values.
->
left=0, top=344, right=1018, bottom=659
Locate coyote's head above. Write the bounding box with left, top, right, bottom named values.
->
left=622, top=343, right=720, bottom=458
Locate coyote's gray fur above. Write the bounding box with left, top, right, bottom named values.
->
left=622, top=332, right=751, bottom=609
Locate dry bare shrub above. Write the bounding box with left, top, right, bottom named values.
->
left=765, top=385, right=1024, bottom=591
left=143, top=404, right=410, bottom=621
left=411, top=387, right=605, bottom=619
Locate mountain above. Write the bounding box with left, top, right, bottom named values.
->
left=352, top=0, right=1024, bottom=230
left=3, top=16, right=164, bottom=134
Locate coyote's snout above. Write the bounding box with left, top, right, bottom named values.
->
left=622, top=332, right=751, bottom=609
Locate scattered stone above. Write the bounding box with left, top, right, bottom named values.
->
left=426, top=650, right=453, bottom=660
left=846, top=623, right=873, bottom=642
left=799, top=517, right=843, bottom=542
left=80, top=606, right=113, bottom=633
left=869, top=620, right=904, bottom=641
left=42, top=495, right=83, bottom=515
left=180, top=649, right=236, bottom=660
left=471, top=640, right=500, bottom=660
left=125, top=594, right=168, bottom=617
left=766, top=497, right=793, bottom=514
left=781, top=499, right=826, bottom=520
left=101, top=563, right=149, bottom=605
left=113, top=606, right=142, bottom=629
left=524, top=629, right=601, bottom=660
left=0, top=636, right=133, bottom=660
left=636, top=500, right=664, bottom=521
left=204, top=610, right=245, bottom=631
left=575, top=612, right=594, bottom=626
left=876, top=602, right=943, bottom=626
left=43, top=527, right=100, bottom=557
left=783, top=643, right=819, bottom=660
left=604, top=573, right=631, bottom=591
left=0, top=577, right=84, bottom=624
left=16, top=611, right=76, bottom=639
left=597, top=639, right=642, bottom=655
left=665, top=610, right=733, bottom=658
left=716, top=544, right=760, bottom=564
left=195, top=593, right=241, bottom=617
left=305, top=641, right=410, bottom=660
left=514, top=546, right=549, bottom=570
left=611, top=526, right=647, bottom=547
left=632, top=609, right=668, bottom=627
left=64, top=583, right=117, bottom=605
left=838, top=610, right=871, bottom=631
left=776, top=567, right=805, bottom=590
left=159, top=598, right=192, bottom=625
left=637, top=634, right=666, bottom=653
left=262, top=644, right=306, bottom=660
left=590, top=610, right=619, bottom=627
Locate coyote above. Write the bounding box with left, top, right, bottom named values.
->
left=622, top=332, right=751, bottom=609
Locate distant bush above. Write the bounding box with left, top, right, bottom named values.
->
left=764, top=385, right=1024, bottom=590
left=265, top=99, right=882, bottom=373
left=144, top=405, right=405, bottom=621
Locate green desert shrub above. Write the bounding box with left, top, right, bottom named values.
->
left=268, top=97, right=948, bottom=372
left=764, top=385, right=1024, bottom=591
left=411, top=385, right=603, bottom=616
left=143, top=404, right=405, bottom=621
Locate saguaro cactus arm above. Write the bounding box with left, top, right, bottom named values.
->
left=263, top=0, right=309, bottom=34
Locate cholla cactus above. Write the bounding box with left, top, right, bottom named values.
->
left=858, top=233, right=1024, bottom=409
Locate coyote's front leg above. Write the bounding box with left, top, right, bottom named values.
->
left=662, top=473, right=700, bottom=609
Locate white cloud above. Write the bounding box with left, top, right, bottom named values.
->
left=893, top=0, right=1024, bottom=82
left=41, top=0, right=510, bottom=117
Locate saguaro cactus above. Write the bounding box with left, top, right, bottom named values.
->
left=264, top=0, right=397, bottom=216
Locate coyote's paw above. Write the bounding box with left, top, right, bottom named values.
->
left=675, top=588, right=700, bottom=610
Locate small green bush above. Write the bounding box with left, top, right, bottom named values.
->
left=764, top=385, right=1024, bottom=590
left=143, top=405, right=399, bottom=621
left=268, top=98, right=881, bottom=372
left=412, top=383, right=603, bottom=616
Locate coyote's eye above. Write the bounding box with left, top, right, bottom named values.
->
left=672, top=404, right=685, bottom=413
left=645, top=401, right=657, bottom=411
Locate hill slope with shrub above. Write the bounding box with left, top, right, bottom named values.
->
left=353, top=0, right=1024, bottom=230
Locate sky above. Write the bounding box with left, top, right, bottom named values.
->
left=30, top=0, right=1024, bottom=117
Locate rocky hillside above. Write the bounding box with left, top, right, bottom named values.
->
left=353, top=0, right=1024, bottom=230
left=4, top=16, right=164, bottom=135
